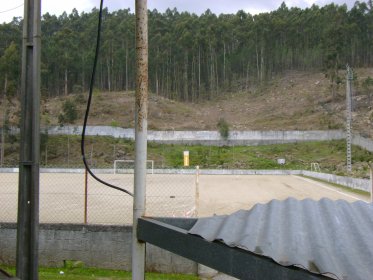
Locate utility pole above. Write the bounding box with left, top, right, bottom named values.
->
left=132, top=0, right=148, bottom=279
left=16, top=0, right=41, bottom=279
left=346, top=65, right=353, bottom=173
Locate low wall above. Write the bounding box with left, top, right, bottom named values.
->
left=302, top=170, right=371, bottom=192
left=8, top=126, right=373, bottom=150
left=352, top=134, right=373, bottom=152
left=45, top=126, right=348, bottom=146
left=0, top=223, right=197, bottom=274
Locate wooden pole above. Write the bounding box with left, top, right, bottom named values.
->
left=84, top=168, right=88, bottom=224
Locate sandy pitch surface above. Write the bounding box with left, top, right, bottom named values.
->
left=197, top=174, right=368, bottom=217
left=0, top=173, right=368, bottom=224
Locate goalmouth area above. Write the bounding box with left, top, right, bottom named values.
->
left=0, top=169, right=369, bottom=225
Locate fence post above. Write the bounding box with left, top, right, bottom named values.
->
left=113, top=144, right=116, bottom=162
left=0, top=118, right=4, bottom=167
left=45, top=145, right=48, bottom=166
left=84, top=168, right=88, bottom=224
left=369, top=163, right=373, bottom=203
left=67, top=135, right=70, bottom=167
left=195, top=166, right=200, bottom=216
left=346, top=66, right=353, bottom=173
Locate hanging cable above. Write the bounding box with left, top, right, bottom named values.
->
left=0, top=3, right=23, bottom=14
left=81, top=0, right=133, bottom=197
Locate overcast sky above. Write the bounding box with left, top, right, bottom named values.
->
left=0, top=0, right=357, bottom=24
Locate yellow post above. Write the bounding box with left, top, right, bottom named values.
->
left=183, top=151, right=189, bottom=167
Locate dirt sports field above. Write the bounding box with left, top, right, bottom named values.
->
left=0, top=172, right=369, bottom=225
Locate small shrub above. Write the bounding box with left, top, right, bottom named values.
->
left=110, top=120, right=119, bottom=127
left=217, top=118, right=229, bottom=140
left=59, top=99, right=78, bottom=125
left=58, top=113, right=65, bottom=126
left=74, top=93, right=86, bottom=104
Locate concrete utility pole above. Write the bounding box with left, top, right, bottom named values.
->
left=16, top=0, right=41, bottom=279
left=132, top=0, right=148, bottom=279
left=346, top=66, right=353, bottom=173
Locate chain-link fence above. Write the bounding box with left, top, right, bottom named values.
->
left=1, top=133, right=284, bottom=170
left=0, top=167, right=197, bottom=225
left=0, top=134, right=198, bottom=225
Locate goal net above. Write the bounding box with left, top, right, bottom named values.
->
left=113, top=160, right=154, bottom=174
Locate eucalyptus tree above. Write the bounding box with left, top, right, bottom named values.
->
left=1, top=2, right=373, bottom=101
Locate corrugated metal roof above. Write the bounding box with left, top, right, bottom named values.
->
left=189, top=198, right=373, bottom=280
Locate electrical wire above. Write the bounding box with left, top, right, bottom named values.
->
left=0, top=3, right=23, bottom=14
left=81, top=0, right=133, bottom=197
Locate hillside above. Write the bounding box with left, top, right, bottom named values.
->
left=2, top=68, right=373, bottom=138
left=46, top=69, right=373, bottom=136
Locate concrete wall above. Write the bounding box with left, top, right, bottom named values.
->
left=9, top=125, right=373, bottom=149
left=0, top=223, right=197, bottom=274
left=352, top=134, right=373, bottom=152
left=302, top=170, right=371, bottom=192
left=45, top=126, right=349, bottom=146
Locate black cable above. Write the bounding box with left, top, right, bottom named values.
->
left=81, top=0, right=133, bottom=197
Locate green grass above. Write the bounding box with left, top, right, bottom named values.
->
left=0, top=266, right=198, bottom=280
left=3, top=136, right=373, bottom=178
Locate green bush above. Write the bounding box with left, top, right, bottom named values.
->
left=73, top=93, right=86, bottom=104
left=59, top=99, right=78, bottom=125
left=110, top=120, right=120, bottom=127
left=217, top=118, right=229, bottom=140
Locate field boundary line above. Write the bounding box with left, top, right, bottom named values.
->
left=293, top=175, right=365, bottom=201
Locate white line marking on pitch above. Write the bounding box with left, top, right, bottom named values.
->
left=292, top=175, right=366, bottom=201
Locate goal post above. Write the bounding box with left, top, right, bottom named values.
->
left=310, top=162, right=321, bottom=173
left=114, top=160, right=154, bottom=174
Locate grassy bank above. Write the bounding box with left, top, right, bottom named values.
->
left=0, top=266, right=198, bottom=280
left=2, top=135, right=372, bottom=178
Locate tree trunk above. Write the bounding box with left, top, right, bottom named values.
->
left=183, top=52, right=188, bottom=101
left=1, top=75, right=7, bottom=167
left=209, top=44, right=214, bottom=99
left=198, top=46, right=201, bottom=96
left=156, top=69, right=159, bottom=95
left=82, top=56, right=85, bottom=93
left=223, top=42, right=226, bottom=87
left=260, top=44, right=264, bottom=82
left=1, top=110, right=4, bottom=167
left=215, top=51, right=219, bottom=95
left=125, top=42, right=129, bottom=92
left=107, top=58, right=111, bottom=92
left=64, top=68, right=68, bottom=96
left=246, top=61, right=250, bottom=93
left=191, top=55, right=195, bottom=102
left=256, top=42, right=260, bottom=82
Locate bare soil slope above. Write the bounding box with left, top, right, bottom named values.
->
left=4, top=69, right=373, bottom=138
